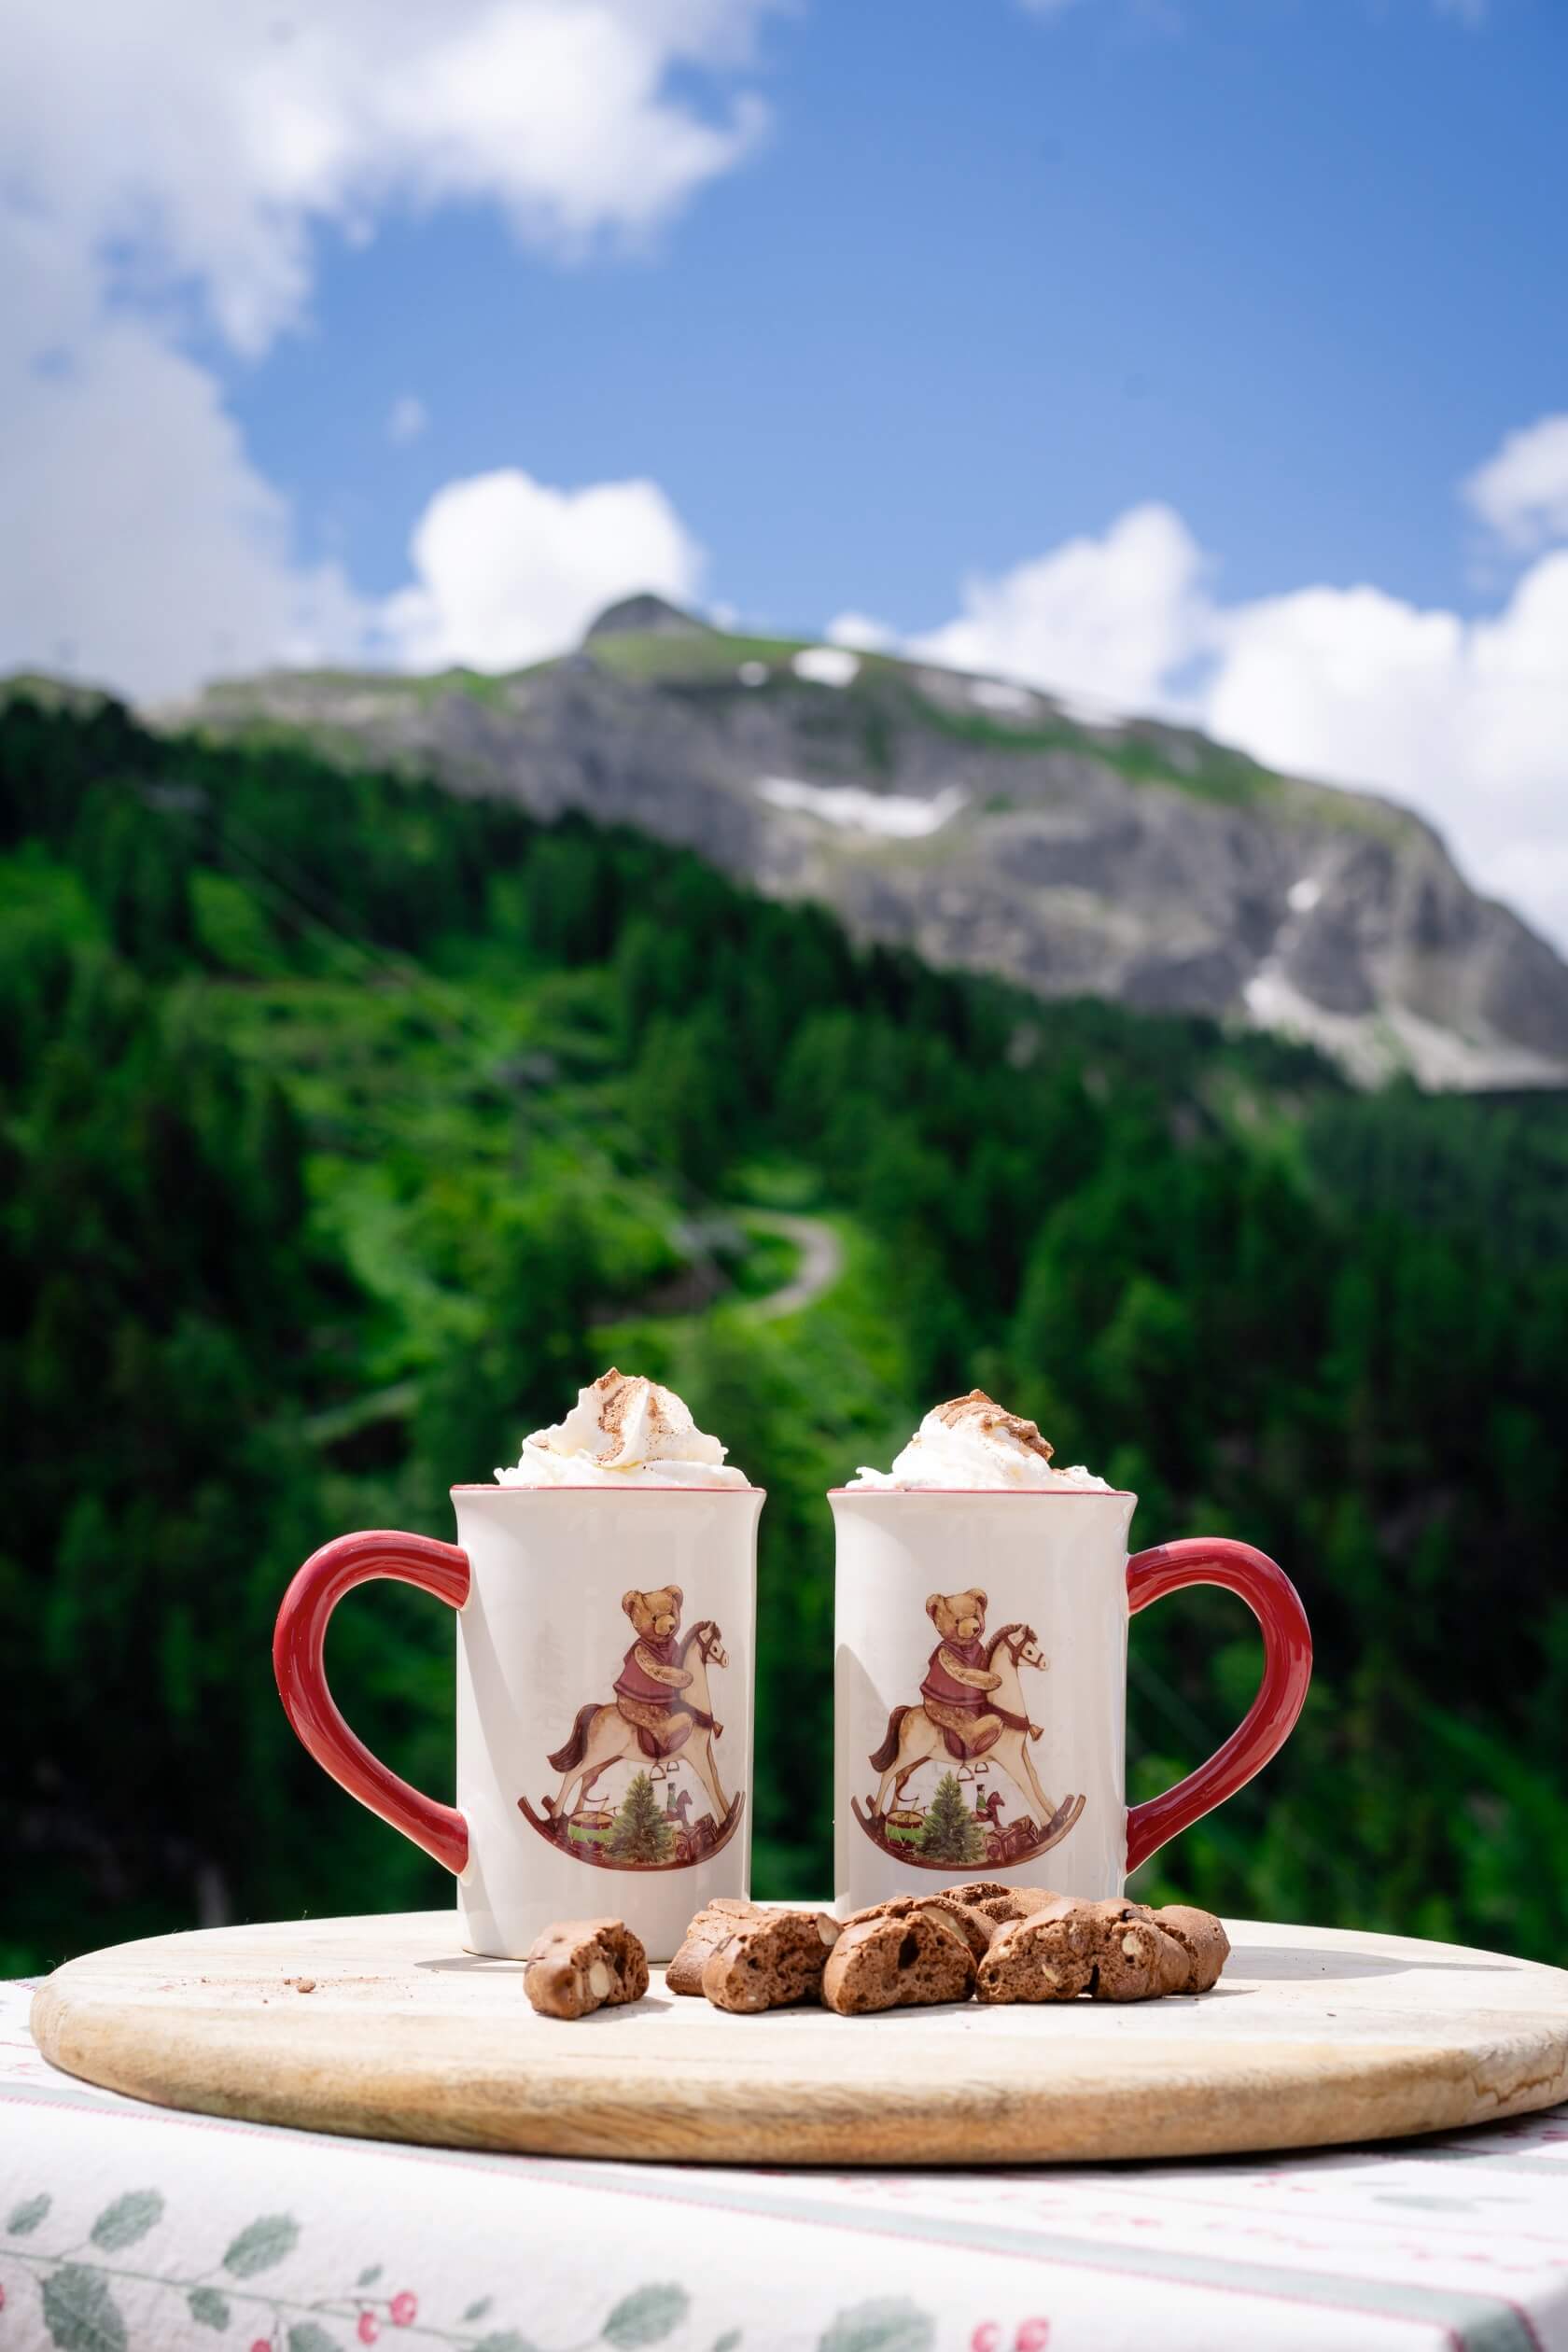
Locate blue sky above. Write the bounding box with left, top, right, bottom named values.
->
left=234, top=0, right=1567, bottom=630
left=4, top=0, right=1567, bottom=938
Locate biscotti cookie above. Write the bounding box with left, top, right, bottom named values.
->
left=524, top=1919, right=649, bottom=2019
left=946, top=1881, right=1062, bottom=1925
left=842, top=1892, right=995, bottom=1963
left=822, top=1907, right=976, bottom=2014
left=1074, top=1899, right=1190, bottom=2002
left=700, top=1910, right=841, bottom=2013
left=974, top=1898, right=1097, bottom=2003
left=665, top=1898, right=763, bottom=1995
left=1149, top=1904, right=1230, bottom=1993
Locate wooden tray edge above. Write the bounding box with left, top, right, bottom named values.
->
left=33, top=1979, right=1568, bottom=2167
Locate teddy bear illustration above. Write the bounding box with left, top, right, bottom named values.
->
left=856, top=1586, right=1085, bottom=1868
left=917, top=1588, right=1005, bottom=1756
left=521, top=1587, right=741, bottom=1868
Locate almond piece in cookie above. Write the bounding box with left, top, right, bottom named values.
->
left=946, top=1881, right=1062, bottom=1925
left=975, top=1897, right=1097, bottom=2004
left=1150, top=1904, right=1230, bottom=1993
left=665, top=1898, right=764, bottom=1996
left=821, top=1907, right=976, bottom=2015
left=700, top=1911, right=841, bottom=2013
left=842, top=1892, right=995, bottom=1963
left=524, top=1919, right=649, bottom=2020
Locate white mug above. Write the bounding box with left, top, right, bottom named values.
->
left=832, top=1488, right=1309, bottom=1912
left=275, top=1484, right=762, bottom=1960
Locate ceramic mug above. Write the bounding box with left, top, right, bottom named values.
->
left=832, top=1486, right=1310, bottom=1911
left=274, top=1483, right=762, bottom=1960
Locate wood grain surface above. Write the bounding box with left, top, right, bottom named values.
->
left=31, top=1911, right=1568, bottom=2166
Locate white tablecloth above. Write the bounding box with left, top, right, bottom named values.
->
left=5, top=1978, right=1568, bottom=2352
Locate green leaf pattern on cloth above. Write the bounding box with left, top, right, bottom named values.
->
left=603, top=2284, right=691, bottom=2347
left=222, top=2213, right=301, bottom=2276
left=90, top=2191, right=164, bottom=2252
left=42, top=2261, right=129, bottom=2352
left=817, top=2303, right=936, bottom=2352
left=0, top=2168, right=936, bottom=2352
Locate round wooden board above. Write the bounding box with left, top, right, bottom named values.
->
left=31, top=1911, right=1568, bottom=2167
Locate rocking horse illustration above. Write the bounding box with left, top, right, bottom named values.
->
left=518, top=1583, right=744, bottom=1870
left=851, top=1586, right=1085, bottom=1869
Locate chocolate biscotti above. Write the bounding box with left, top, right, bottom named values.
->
left=976, top=1894, right=1229, bottom=2004
left=524, top=1918, right=649, bottom=2019
left=975, top=1898, right=1096, bottom=2003
left=821, top=1906, right=977, bottom=2014
left=665, top=1898, right=765, bottom=1995
left=1151, top=1903, right=1231, bottom=1993
left=701, top=1910, right=841, bottom=2012
left=945, top=1880, right=1063, bottom=1925
left=841, top=1891, right=996, bottom=1962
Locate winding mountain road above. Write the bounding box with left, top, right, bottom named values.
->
left=745, top=1211, right=845, bottom=1320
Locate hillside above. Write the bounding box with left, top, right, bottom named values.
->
left=172, top=598, right=1568, bottom=1094
left=7, top=688, right=1568, bottom=1974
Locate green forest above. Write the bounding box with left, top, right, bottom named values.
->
left=6, top=685, right=1568, bottom=1974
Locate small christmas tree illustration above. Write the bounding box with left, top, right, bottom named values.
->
left=917, top=1771, right=986, bottom=1866
left=610, top=1770, right=675, bottom=1865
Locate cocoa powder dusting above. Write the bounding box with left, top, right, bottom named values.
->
left=933, top=1388, right=1054, bottom=1462
left=593, top=1369, right=669, bottom=1465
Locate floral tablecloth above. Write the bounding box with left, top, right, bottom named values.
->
left=4, top=1978, right=1568, bottom=2352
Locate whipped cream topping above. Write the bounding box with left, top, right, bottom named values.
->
left=497, top=1369, right=751, bottom=1489
left=849, top=1388, right=1111, bottom=1491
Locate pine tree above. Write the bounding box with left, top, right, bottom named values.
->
left=917, top=1771, right=985, bottom=1866
left=609, top=1771, right=674, bottom=1865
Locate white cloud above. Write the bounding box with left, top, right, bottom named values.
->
left=879, top=463, right=1568, bottom=950
left=826, top=611, right=899, bottom=652
left=1, top=0, right=775, bottom=696
left=1463, top=413, right=1568, bottom=552
left=1208, top=553, right=1568, bottom=947
left=4, top=0, right=775, bottom=357
left=0, top=211, right=366, bottom=699
left=386, top=394, right=428, bottom=448
left=380, top=468, right=704, bottom=670
left=910, top=503, right=1210, bottom=715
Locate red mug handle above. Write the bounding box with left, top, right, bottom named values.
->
left=1125, top=1536, right=1310, bottom=1875
left=273, top=1530, right=471, bottom=1874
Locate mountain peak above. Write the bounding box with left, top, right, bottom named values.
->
left=583, top=593, right=714, bottom=643
left=172, top=632, right=1568, bottom=1094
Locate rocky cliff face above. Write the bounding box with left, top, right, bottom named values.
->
left=174, top=603, right=1568, bottom=1089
